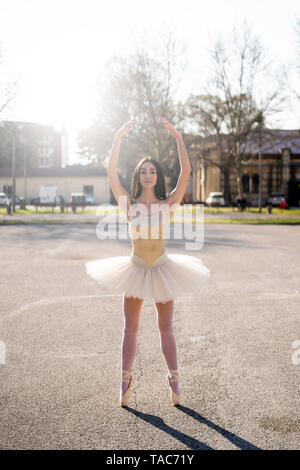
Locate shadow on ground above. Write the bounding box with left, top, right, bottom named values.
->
left=124, top=405, right=261, bottom=450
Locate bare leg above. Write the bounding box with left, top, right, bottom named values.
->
left=121, top=295, right=143, bottom=394
left=155, top=300, right=180, bottom=395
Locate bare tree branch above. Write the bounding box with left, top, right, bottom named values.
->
left=184, top=22, right=286, bottom=203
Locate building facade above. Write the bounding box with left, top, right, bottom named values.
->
left=0, top=121, right=62, bottom=169
left=0, top=165, right=110, bottom=204
left=187, top=130, right=300, bottom=206
left=2, top=124, right=300, bottom=207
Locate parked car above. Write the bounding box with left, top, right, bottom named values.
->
left=6, top=194, right=20, bottom=205
left=70, top=192, right=86, bottom=213
left=206, top=192, right=225, bottom=207
left=30, top=195, right=40, bottom=205
left=0, top=192, right=8, bottom=207
left=71, top=193, right=86, bottom=205
left=267, top=192, right=287, bottom=208
left=39, top=185, right=58, bottom=204
left=84, top=194, right=94, bottom=205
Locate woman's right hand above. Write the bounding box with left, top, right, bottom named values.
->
left=116, top=118, right=136, bottom=138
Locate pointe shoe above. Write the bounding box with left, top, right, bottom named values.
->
left=120, top=370, right=134, bottom=407
left=166, top=369, right=180, bottom=406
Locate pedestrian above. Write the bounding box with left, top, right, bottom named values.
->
left=267, top=198, right=272, bottom=214
left=242, top=192, right=247, bottom=211
left=85, top=117, right=210, bottom=407
left=235, top=194, right=242, bottom=211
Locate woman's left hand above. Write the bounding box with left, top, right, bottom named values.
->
left=160, top=117, right=181, bottom=139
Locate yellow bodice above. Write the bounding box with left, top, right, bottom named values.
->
left=128, top=206, right=170, bottom=267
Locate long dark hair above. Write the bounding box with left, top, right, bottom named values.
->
left=130, top=157, right=166, bottom=201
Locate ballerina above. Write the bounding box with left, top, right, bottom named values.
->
left=85, top=117, right=210, bottom=406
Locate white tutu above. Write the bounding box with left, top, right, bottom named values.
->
left=85, top=251, right=210, bottom=304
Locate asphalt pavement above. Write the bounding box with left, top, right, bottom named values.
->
left=0, top=223, right=299, bottom=449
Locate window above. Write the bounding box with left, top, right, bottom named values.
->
left=3, top=185, right=12, bottom=195
left=38, top=157, right=51, bottom=168
left=40, top=135, right=53, bottom=145
left=252, top=174, right=259, bottom=193
left=83, top=185, right=93, bottom=195
left=242, top=174, right=250, bottom=193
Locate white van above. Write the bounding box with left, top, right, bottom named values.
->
left=39, top=185, right=59, bottom=204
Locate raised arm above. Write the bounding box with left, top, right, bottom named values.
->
left=106, top=119, right=136, bottom=214
left=160, top=117, right=191, bottom=206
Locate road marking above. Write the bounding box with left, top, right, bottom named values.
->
left=190, top=331, right=218, bottom=342
left=0, top=340, right=5, bottom=365
left=256, top=292, right=300, bottom=300
left=5, top=294, right=123, bottom=320
left=5, top=294, right=197, bottom=320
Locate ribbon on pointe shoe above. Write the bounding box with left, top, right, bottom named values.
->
left=166, top=369, right=180, bottom=406
left=120, top=369, right=133, bottom=407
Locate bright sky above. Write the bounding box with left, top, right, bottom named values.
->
left=0, top=0, right=300, bottom=164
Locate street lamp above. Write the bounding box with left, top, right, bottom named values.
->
left=12, top=129, right=16, bottom=212
left=256, top=112, right=263, bottom=214
left=0, top=121, right=23, bottom=213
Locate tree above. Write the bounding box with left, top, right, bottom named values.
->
left=77, top=27, right=187, bottom=191
left=0, top=41, right=17, bottom=115
left=0, top=122, right=38, bottom=169
left=292, top=17, right=300, bottom=103
left=296, top=17, right=300, bottom=73
left=0, top=43, right=18, bottom=167
left=183, top=22, right=286, bottom=204
left=185, top=92, right=264, bottom=204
